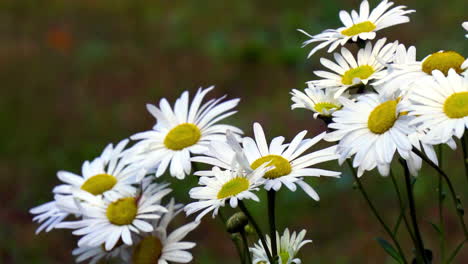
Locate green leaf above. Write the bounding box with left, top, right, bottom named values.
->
left=375, top=237, right=403, bottom=263
left=446, top=239, right=466, bottom=263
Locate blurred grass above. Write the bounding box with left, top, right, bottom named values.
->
left=1, top=0, right=467, bottom=263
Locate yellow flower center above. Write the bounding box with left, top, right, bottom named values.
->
left=132, top=236, right=163, bottom=264
left=443, top=92, right=468, bottom=119
left=164, top=123, right=201, bottom=150
left=341, top=65, right=375, bottom=85
left=106, top=197, right=138, bottom=226
left=422, top=51, right=465, bottom=76
left=314, top=102, right=340, bottom=114
left=368, top=100, right=398, bottom=134
left=280, top=250, right=291, bottom=263
left=251, top=155, right=292, bottom=179
left=341, top=21, right=377, bottom=37
left=81, top=173, right=117, bottom=195
left=217, top=177, right=250, bottom=199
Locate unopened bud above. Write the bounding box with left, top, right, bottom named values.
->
left=226, top=212, right=248, bottom=234
left=244, top=224, right=255, bottom=236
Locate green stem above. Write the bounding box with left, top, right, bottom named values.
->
left=400, top=159, right=429, bottom=264
left=412, top=147, right=468, bottom=238
left=267, top=190, right=278, bottom=261
left=437, top=145, right=446, bottom=263
left=461, top=135, right=468, bottom=185
left=238, top=200, right=274, bottom=263
left=240, top=230, right=252, bottom=264
left=346, top=160, right=407, bottom=264
left=218, top=210, right=245, bottom=263
left=390, top=170, right=416, bottom=244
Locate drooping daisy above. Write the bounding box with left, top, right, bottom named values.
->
left=185, top=165, right=268, bottom=221
left=72, top=244, right=131, bottom=264
left=29, top=195, right=81, bottom=234
left=403, top=69, right=468, bottom=145
left=131, top=198, right=199, bottom=264
left=250, top=229, right=312, bottom=264
left=308, top=38, right=398, bottom=98
left=57, top=180, right=171, bottom=250
left=53, top=139, right=141, bottom=201
left=130, top=86, right=242, bottom=179
left=325, top=93, right=414, bottom=176
left=376, top=49, right=468, bottom=93
left=290, top=86, right=348, bottom=119
left=193, top=123, right=341, bottom=200
left=299, top=0, right=414, bottom=57
left=463, top=22, right=468, bottom=38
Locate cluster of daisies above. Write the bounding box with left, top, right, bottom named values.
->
left=31, top=0, right=468, bottom=263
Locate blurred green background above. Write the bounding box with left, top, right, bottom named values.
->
left=1, top=0, right=467, bottom=263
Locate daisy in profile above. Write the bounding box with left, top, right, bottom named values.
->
left=250, top=229, right=312, bottom=264
left=29, top=195, right=80, bottom=234
left=404, top=69, right=468, bottom=145
left=185, top=165, right=268, bottom=221
left=130, top=87, right=242, bottom=179
left=72, top=244, right=131, bottom=264
left=290, top=86, right=347, bottom=119
left=58, top=180, right=171, bottom=251
left=131, top=198, right=199, bottom=264
left=193, top=123, right=341, bottom=200
left=376, top=48, right=467, bottom=92
left=299, top=0, right=414, bottom=57
left=308, top=38, right=398, bottom=98
left=325, top=93, right=413, bottom=176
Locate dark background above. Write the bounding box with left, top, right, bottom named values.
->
left=1, top=0, right=467, bottom=263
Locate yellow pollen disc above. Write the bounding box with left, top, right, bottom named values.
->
left=341, top=21, right=377, bottom=37
left=443, top=92, right=468, bottom=119
left=251, top=155, right=292, bottom=179
left=368, top=100, right=398, bottom=134
left=132, top=236, right=163, bottom=264
left=217, top=177, right=250, bottom=199
left=280, top=250, right=291, bottom=263
left=422, top=51, right=465, bottom=76
left=106, top=197, right=138, bottom=226
left=81, top=174, right=117, bottom=195
left=164, top=123, right=201, bottom=150
left=341, top=65, right=375, bottom=85
left=314, top=102, right=340, bottom=114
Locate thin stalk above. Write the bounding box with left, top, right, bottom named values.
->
left=346, top=160, right=408, bottom=264
left=389, top=170, right=416, bottom=244
left=240, top=230, right=252, bottom=264
left=461, top=135, right=468, bottom=185
left=412, top=147, right=468, bottom=238
left=437, top=145, right=446, bottom=263
left=238, top=200, right=274, bottom=263
left=267, top=190, right=278, bottom=260
left=218, top=210, right=244, bottom=263
left=401, top=159, right=429, bottom=264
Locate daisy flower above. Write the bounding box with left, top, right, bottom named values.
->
left=53, top=139, right=141, bottom=201
left=376, top=49, right=468, bottom=93
left=290, top=86, right=348, bottom=119
left=29, top=195, right=81, bottom=234
left=404, top=69, right=468, bottom=145
left=250, top=229, right=312, bottom=264
left=131, top=198, right=199, bottom=264
left=299, top=0, right=414, bottom=57
left=130, top=86, right=242, bottom=179
left=308, top=38, right=398, bottom=98
left=325, top=93, right=414, bottom=176
left=57, top=180, right=172, bottom=251
left=72, top=244, right=131, bottom=264
left=193, top=123, right=341, bottom=200
left=185, top=165, right=268, bottom=221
